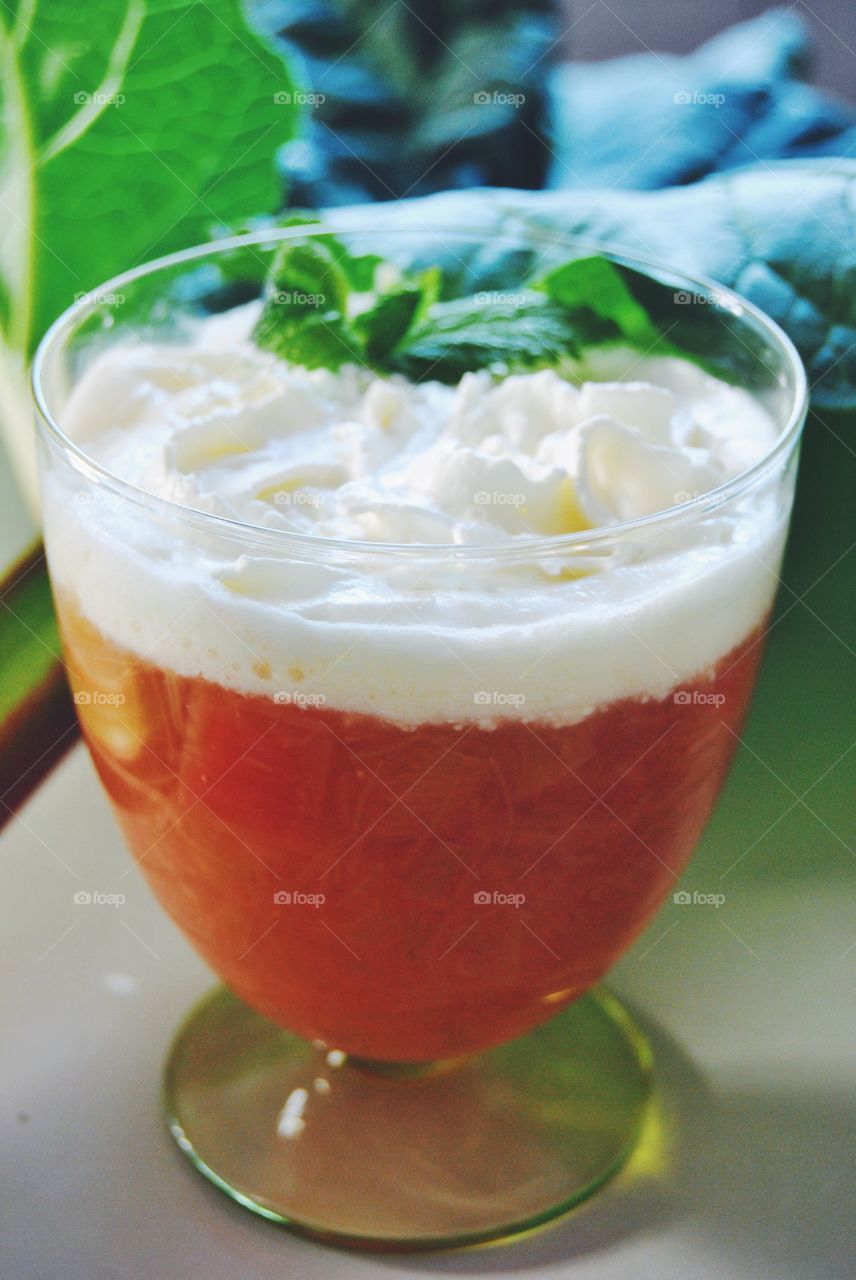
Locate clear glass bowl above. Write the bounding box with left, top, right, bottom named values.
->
left=33, top=224, right=806, bottom=1249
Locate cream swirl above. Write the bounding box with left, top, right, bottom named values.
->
left=43, top=305, right=787, bottom=726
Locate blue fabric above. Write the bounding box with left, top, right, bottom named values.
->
left=311, top=10, right=856, bottom=406
left=546, top=7, right=856, bottom=191
left=331, top=159, right=856, bottom=410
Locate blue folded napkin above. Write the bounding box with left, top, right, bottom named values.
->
left=332, top=159, right=856, bottom=411
left=547, top=7, right=856, bottom=190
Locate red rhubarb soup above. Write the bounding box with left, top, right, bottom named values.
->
left=60, top=602, right=766, bottom=1061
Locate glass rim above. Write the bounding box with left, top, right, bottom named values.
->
left=32, top=223, right=809, bottom=561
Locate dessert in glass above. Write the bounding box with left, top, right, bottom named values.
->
left=33, top=225, right=806, bottom=1249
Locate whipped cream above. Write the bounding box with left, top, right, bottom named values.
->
left=44, top=304, right=788, bottom=726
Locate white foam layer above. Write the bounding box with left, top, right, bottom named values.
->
left=44, top=308, right=787, bottom=725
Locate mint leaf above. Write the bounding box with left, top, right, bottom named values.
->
left=214, top=217, right=384, bottom=317
left=539, top=255, right=657, bottom=344
left=336, top=251, right=382, bottom=292
left=354, top=287, right=424, bottom=364
left=213, top=212, right=324, bottom=285
left=268, top=239, right=349, bottom=315
left=0, top=1, right=298, bottom=357
left=353, top=268, right=439, bottom=363
left=253, top=305, right=358, bottom=370
left=392, top=292, right=582, bottom=383
left=344, top=171, right=856, bottom=411
left=251, top=243, right=659, bottom=384
left=254, top=241, right=439, bottom=371
left=253, top=237, right=358, bottom=369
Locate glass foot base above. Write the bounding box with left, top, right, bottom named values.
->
left=163, top=986, right=652, bottom=1252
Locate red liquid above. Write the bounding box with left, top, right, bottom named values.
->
left=60, top=602, right=765, bottom=1061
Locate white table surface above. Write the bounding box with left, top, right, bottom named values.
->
left=3, top=721, right=854, bottom=1280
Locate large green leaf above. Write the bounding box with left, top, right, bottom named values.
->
left=0, top=0, right=298, bottom=356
